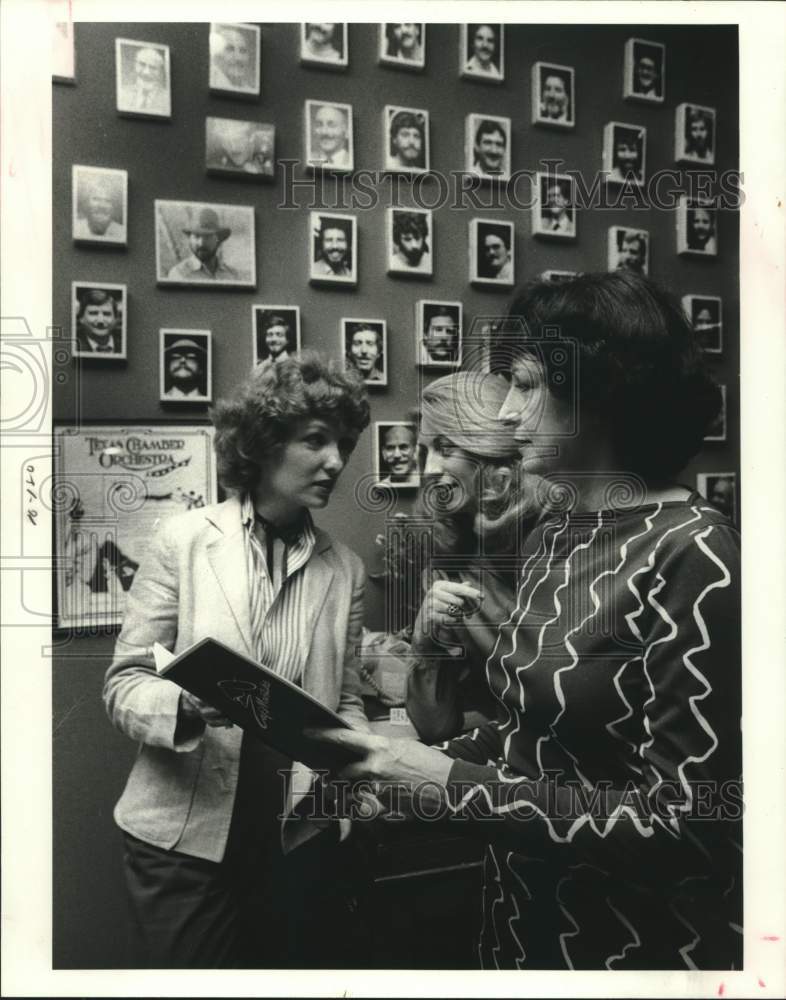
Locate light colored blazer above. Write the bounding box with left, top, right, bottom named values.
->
left=104, top=496, right=369, bottom=863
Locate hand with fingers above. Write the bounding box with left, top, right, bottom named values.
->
left=413, top=579, right=483, bottom=647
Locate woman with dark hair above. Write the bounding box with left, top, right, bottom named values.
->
left=314, top=272, right=742, bottom=970
left=104, top=353, right=371, bottom=968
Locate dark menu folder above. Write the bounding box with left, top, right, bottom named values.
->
left=156, top=637, right=360, bottom=772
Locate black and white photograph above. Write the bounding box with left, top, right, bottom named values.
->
left=684, top=294, right=723, bottom=353
left=675, top=103, right=716, bottom=164
left=343, top=319, right=387, bottom=386
left=253, top=306, right=300, bottom=364
left=309, top=211, right=357, bottom=285
left=379, top=23, right=425, bottom=70
left=159, top=329, right=212, bottom=403
left=374, top=421, right=420, bottom=488
left=608, top=225, right=650, bottom=275
left=697, top=471, right=738, bottom=522
left=206, top=118, right=275, bottom=178
left=469, top=219, right=515, bottom=286
left=533, top=172, right=576, bottom=239
left=71, top=281, right=127, bottom=360
left=208, top=22, right=260, bottom=96
left=387, top=208, right=433, bottom=277
left=704, top=383, right=727, bottom=441
left=384, top=105, right=429, bottom=173
left=678, top=197, right=719, bottom=257
left=623, top=37, right=665, bottom=103
left=416, top=299, right=462, bottom=367
left=465, top=114, right=511, bottom=180
left=460, top=24, right=504, bottom=81
left=305, top=100, right=354, bottom=172
left=155, top=200, right=256, bottom=287
left=531, top=62, right=575, bottom=127
left=115, top=38, right=171, bottom=118
left=541, top=269, right=578, bottom=283
left=300, top=23, right=348, bottom=68
left=72, top=165, right=127, bottom=245
left=52, top=16, right=75, bottom=83
left=603, top=121, right=647, bottom=185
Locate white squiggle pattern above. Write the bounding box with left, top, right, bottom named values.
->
left=556, top=875, right=579, bottom=970
left=486, top=843, right=505, bottom=970
left=670, top=901, right=701, bottom=969
left=604, top=897, right=642, bottom=968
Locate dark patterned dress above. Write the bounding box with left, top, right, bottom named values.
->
left=439, top=499, right=742, bottom=969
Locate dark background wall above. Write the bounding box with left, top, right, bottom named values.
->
left=52, top=21, right=739, bottom=968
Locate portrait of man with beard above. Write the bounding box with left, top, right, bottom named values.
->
left=388, top=209, right=432, bottom=276
left=385, top=106, right=429, bottom=173
left=157, top=201, right=256, bottom=288
left=310, top=212, right=357, bottom=285
left=209, top=22, right=260, bottom=96
left=253, top=307, right=300, bottom=364
left=160, top=331, right=211, bottom=403
left=532, top=62, right=575, bottom=127
left=72, top=166, right=127, bottom=245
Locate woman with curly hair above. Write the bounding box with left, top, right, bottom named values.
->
left=104, top=353, right=371, bottom=968
left=314, top=271, right=742, bottom=970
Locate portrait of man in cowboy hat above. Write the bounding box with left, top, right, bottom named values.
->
left=159, top=329, right=211, bottom=402
left=156, top=200, right=256, bottom=287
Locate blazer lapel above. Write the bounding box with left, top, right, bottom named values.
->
left=205, top=498, right=253, bottom=655
left=300, top=535, right=335, bottom=693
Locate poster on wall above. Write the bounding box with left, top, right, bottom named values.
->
left=54, top=425, right=217, bottom=629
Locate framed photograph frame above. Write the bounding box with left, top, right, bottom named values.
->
left=683, top=294, right=723, bottom=354
left=675, top=103, right=716, bottom=165
left=533, top=172, right=577, bottom=240
left=378, top=23, right=425, bottom=71
left=205, top=117, right=275, bottom=179
left=253, top=306, right=301, bottom=364
left=309, top=211, right=357, bottom=286
left=623, top=37, right=665, bottom=104
left=416, top=300, right=463, bottom=368
left=72, top=165, right=128, bottom=246
left=305, top=99, right=354, bottom=173
left=465, top=113, right=511, bottom=180
left=608, top=226, right=650, bottom=275
left=531, top=62, right=575, bottom=128
left=387, top=207, right=433, bottom=277
left=300, top=23, right=348, bottom=69
left=71, top=281, right=127, bottom=360
left=374, top=421, right=420, bottom=489
left=542, top=269, right=578, bottom=283
left=704, top=385, right=728, bottom=442
left=342, top=318, right=388, bottom=387
left=159, top=329, right=212, bottom=404
left=460, top=24, right=505, bottom=83
left=677, top=197, right=719, bottom=258
left=603, top=121, right=647, bottom=186
left=209, top=22, right=261, bottom=97
left=696, top=472, right=737, bottom=523
left=155, top=200, right=256, bottom=288
left=384, top=105, right=430, bottom=174
left=115, top=38, right=171, bottom=119
left=469, top=219, right=515, bottom=287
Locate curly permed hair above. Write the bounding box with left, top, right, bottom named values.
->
left=210, top=351, right=370, bottom=492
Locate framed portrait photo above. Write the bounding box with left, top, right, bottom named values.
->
left=623, top=37, right=665, bottom=104
left=379, top=23, right=425, bottom=70
left=533, top=172, right=576, bottom=240
left=460, top=24, right=504, bottom=82
left=416, top=300, right=462, bottom=368
left=384, top=105, right=429, bottom=174
left=72, top=165, right=127, bottom=246
left=300, top=23, right=348, bottom=69
left=465, top=113, right=511, bottom=180
left=72, top=281, right=127, bottom=360
left=608, top=226, right=650, bottom=276
left=53, top=17, right=76, bottom=83
left=470, top=219, right=515, bottom=287
left=253, top=306, right=301, bottom=365
left=206, top=117, right=275, bottom=179
left=531, top=62, right=575, bottom=128
left=683, top=294, right=723, bottom=354
left=677, top=197, right=718, bottom=257
left=343, top=319, right=387, bottom=387
left=704, top=384, right=727, bottom=442
left=115, top=38, right=171, bottom=119
left=155, top=200, right=256, bottom=288
left=696, top=472, right=737, bottom=522
left=305, top=99, right=354, bottom=173
left=387, top=208, right=433, bottom=277
left=159, top=329, right=212, bottom=404
left=209, top=22, right=261, bottom=97
left=310, top=211, right=357, bottom=286
left=374, top=421, right=420, bottom=489
left=675, top=103, right=716, bottom=165
left=603, top=121, right=647, bottom=186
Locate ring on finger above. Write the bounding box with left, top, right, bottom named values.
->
left=446, top=602, right=464, bottom=618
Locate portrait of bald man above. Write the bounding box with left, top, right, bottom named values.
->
left=115, top=38, right=171, bottom=117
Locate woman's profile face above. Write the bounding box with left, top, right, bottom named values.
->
left=421, top=436, right=481, bottom=512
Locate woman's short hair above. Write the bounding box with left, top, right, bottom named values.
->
left=211, top=351, right=370, bottom=492
left=493, top=270, right=722, bottom=481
